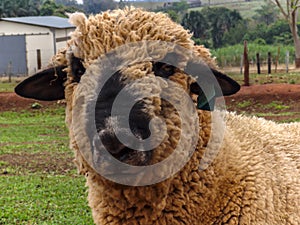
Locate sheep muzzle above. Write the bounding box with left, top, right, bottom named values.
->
left=94, top=71, right=155, bottom=166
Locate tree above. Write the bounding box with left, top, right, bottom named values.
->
left=55, top=0, right=78, bottom=6
left=269, top=0, right=300, bottom=67
left=182, top=11, right=209, bottom=39
left=202, top=7, right=244, bottom=48
left=0, top=0, right=40, bottom=17
left=243, top=23, right=269, bottom=43
left=155, top=0, right=189, bottom=21
left=222, top=21, right=248, bottom=46
left=253, top=3, right=279, bottom=25
left=170, top=0, right=189, bottom=14
left=40, top=0, right=81, bottom=17
left=166, top=10, right=180, bottom=23
left=40, top=0, right=58, bottom=16
left=83, top=0, right=116, bottom=14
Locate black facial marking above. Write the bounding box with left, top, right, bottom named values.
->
left=152, top=62, right=176, bottom=78
left=71, top=55, right=86, bottom=82
left=190, top=82, right=202, bottom=95
left=95, top=71, right=153, bottom=166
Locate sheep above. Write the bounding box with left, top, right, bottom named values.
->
left=15, top=8, right=299, bottom=225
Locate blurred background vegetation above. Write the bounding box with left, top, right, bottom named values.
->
left=0, top=0, right=298, bottom=65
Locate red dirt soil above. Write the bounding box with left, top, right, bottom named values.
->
left=224, top=83, right=300, bottom=122
left=1, top=83, right=300, bottom=112
left=229, top=83, right=300, bottom=98
left=0, top=92, right=59, bottom=111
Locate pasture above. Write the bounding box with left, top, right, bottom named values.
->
left=1, top=73, right=300, bottom=223
left=0, top=94, right=94, bottom=224
left=191, top=0, right=265, bottom=19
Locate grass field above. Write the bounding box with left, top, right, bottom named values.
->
left=0, top=105, right=94, bottom=224
left=225, top=71, right=300, bottom=85
left=191, top=0, right=264, bottom=19
left=211, top=44, right=296, bottom=67
left=191, top=0, right=280, bottom=19
left=0, top=81, right=18, bottom=92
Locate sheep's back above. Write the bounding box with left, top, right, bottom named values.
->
left=222, top=112, right=300, bottom=224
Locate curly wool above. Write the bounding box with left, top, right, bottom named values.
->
left=52, top=8, right=299, bottom=225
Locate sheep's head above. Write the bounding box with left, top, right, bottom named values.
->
left=15, top=9, right=240, bottom=186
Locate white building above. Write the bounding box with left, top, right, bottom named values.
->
left=0, top=16, right=75, bottom=76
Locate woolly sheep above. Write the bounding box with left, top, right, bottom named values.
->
left=15, top=8, right=299, bottom=225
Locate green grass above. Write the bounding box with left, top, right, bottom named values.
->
left=231, top=99, right=291, bottom=111
left=0, top=81, right=18, bottom=92
left=191, top=0, right=265, bottom=19
left=226, top=72, right=300, bottom=85
left=0, top=175, right=93, bottom=225
left=0, top=108, right=68, bottom=154
left=236, top=100, right=252, bottom=108
left=211, top=44, right=295, bottom=67
left=254, top=111, right=298, bottom=117
left=254, top=112, right=300, bottom=123
left=263, top=101, right=290, bottom=110
left=0, top=106, right=94, bottom=224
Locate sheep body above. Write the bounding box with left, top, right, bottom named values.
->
left=14, top=8, right=299, bottom=225
left=82, top=112, right=299, bottom=225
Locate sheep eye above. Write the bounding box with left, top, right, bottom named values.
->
left=76, top=68, right=85, bottom=76
left=71, top=55, right=86, bottom=83
left=152, top=62, right=175, bottom=78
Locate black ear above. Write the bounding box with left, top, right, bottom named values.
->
left=210, top=68, right=240, bottom=96
left=185, top=61, right=240, bottom=97
left=186, top=62, right=240, bottom=111
left=15, top=66, right=67, bottom=101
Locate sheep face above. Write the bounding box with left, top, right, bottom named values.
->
left=15, top=42, right=239, bottom=186
left=15, top=9, right=240, bottom=186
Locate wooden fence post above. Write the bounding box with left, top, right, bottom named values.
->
left=240, top=54, right=243, bottom=74
left=268, top=52, right=272, bottom=74
left=243, top=40, right=250, bottom=86
left=37, top=49, right=42, bottom=70
left=7, top=61, right=12, bottom=83
left=285, top=51, right=289, bottom=73
left=256, top=53, right=261, bottom=74
left=275, top=47, right=280, bottom=73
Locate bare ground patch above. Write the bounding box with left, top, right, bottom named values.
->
left=224, top=84, right=300, bottom=122
left=0, top=152, right=75, bottom=176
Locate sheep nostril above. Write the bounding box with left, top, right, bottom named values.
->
left=98, top=130, right=125, bottom=154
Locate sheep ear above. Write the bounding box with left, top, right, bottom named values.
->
left=187, top=63, right=240, bottom=111
left=15, top=66, right=67, bottom=101
left=210, top=68, right=240, bottom=96
left=185, top=61, right=240, bottom=97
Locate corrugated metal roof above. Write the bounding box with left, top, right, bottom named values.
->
left=1, top=16, right=75, bottom=29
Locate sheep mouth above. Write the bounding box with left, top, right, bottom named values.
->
left=98, top=131, right=153, bottom=166
left=110, top=145, right=152, bottom=166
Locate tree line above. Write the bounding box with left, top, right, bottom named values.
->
left=0, top=0, right=295, bottom=48
left=1, top=0, right=299, bottom=66
left=0, top=0, right=118, bottom=18
left=160, top=1, right=295, bottom=49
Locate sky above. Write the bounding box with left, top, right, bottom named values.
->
left=76, top=0, right=83, bottom=4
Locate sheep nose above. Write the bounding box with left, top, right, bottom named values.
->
left=98, top=130, right=125, bottom=155
left=97, top=110, right=152, bottom=156
left=97, top=119, right=153, bottom=166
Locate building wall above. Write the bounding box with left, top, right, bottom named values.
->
left=0, top=21, right=50, bottom=34
left=55, top=28, right=74, bottom=51
left=0, top=21, right=74, bottom=75
left=25, top=32, right=54, bottom=75
left=0, top=35, right=27, bottom=75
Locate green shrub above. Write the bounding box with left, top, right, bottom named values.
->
left=212, top=43, right=295, bottom=67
